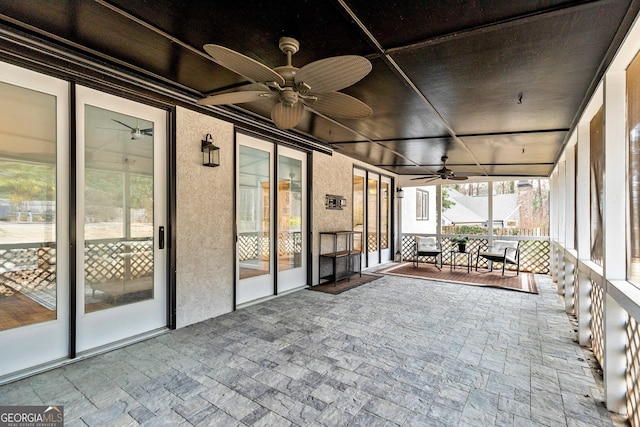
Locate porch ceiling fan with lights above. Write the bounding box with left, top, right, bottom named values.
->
left=197, top=37, right=373, bottom=129
left=411, top=156, right=473, bottom=182
left=112, top=119, right=153, bottom=140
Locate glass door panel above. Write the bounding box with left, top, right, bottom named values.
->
left=277, top=146, right=306, bottom=293
left=0, top=62, right=69, bottom=377
left=237, top=134, right=274, bottom=304
left=367, top=173, right=379, bottom=266
left=380, top=177, right=391, bottom=262
left=76, top=86, right=166, bottom=352
left=353, top=170, right=365, bottom=270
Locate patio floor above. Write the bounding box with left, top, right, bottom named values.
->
left=0, top=272, right=620, bottom=426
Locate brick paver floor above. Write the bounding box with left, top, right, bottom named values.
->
left=0, top=273, right=617, bottom=426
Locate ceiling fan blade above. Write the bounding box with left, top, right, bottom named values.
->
left=295, top=55, right=372, bottom=93
left=271, top=102, right=305, bottom=129
left=112, top=119, right=134, bottom=130
left=410, top=175, right=438, bottom=180
left=203, top=44, right=285, bottom=86
left=197, top=90, right=274, bottom=106
left=449, top=176, right=469, bottom=180
left=305, top=92, right=372, bottom=119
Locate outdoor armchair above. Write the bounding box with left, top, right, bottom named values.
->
left=413, top=236, right=442, bottom=270
left=475, top=240, right=520, bottom=276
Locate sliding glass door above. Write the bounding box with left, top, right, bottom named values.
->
left=0, top=62, right=69, bottom=377
left=354, top=168, right=393, bottom=269
left=236, top=134, right=308, bottom=305
left=75, top=86, right=167, bottom=352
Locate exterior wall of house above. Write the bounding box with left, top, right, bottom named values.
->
left=311, top=151, right=397, bottom=284
left=175, top=106, right=235, bottom=328
left=401, top=187, right=437, bottom=234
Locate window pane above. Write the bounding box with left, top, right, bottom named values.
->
left=381, top=181, right=389, bottom=250
left=238, top=146, right=271, bottom=279
left=368, top=178, right=377, bottom=252
left=353, top=174, right=364, bottom=252
left=277, top=155, right=302, bottom=271
left=0, top=81, right=57, bottom=331
left=84, top=105, right=154, bottom=312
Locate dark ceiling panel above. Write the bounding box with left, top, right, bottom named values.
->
left=392, top=1, right=631, bottom=135
left=0, top=0, right=636, bottom=179
left=106, top=0, right=374, bottom=63
left=344, top=0, right=580, bottom=48
left=484, top=164, right=555, bottom=176
left=461, top=131, right=567, bottom=164
left=331, top=142, right=409, bottom=167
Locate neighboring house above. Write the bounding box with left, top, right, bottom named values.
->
left=403, top=181, right=534, bottom=233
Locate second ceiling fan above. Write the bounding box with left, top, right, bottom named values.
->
left=198, top=37, right=373, bottom=129
left=411, top=156, right=472, bottom=182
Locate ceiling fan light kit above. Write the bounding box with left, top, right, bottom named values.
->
left=198, top=37, right=373, bottom=129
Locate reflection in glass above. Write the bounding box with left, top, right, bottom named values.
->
left=239, top=146, right=270, bottom=279
left=368, top=178, right=378, bottom=253
left=353, top=174, right=364, bottom=253
left=0, top=82, right=57, bottom=331
left=278, top=156, right=302, bottom=271
left=380, top=181, right=389, bottom=250
left=84, top=105, right=154, bottom=313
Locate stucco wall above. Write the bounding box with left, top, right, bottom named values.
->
left=312, top=151, right=397, bottom=284
left=175, top=106, right=234, bottom=328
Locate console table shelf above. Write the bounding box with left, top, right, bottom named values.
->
left=319, top=231, right=362, bottom=284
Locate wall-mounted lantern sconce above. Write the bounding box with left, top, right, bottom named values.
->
left=396, top=188, right=404, bottom=199
left=201, top=133, right=220, bottom=167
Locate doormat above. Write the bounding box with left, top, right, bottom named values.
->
left=376, top=262, right=538, bottom=294
left=308, top=274, right=381, bottom=295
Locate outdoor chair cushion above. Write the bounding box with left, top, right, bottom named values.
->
left=479, top=240, right=519, bottom=264
left=416, top=236, right=439, bottom=252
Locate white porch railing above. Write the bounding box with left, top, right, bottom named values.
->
left=553, top=241, right=640, bottom=426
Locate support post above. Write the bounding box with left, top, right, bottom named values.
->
left=577, top=268, right=592, bottom=346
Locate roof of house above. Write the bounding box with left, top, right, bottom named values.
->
left=442, top=189, right=520, bottom=224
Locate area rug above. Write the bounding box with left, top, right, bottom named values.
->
left=376, top=262, right=538, bottom=294
left=308, top=274, right=381, bottom=295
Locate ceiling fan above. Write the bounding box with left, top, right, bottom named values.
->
left=197, top=37, right=373, bottom=129
left=411, top=156, right=471, bottom=182
left=112, top=119, right=153, bottom=140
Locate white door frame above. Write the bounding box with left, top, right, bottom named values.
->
left=75, top=86, right=167, bottom=352
left=0, top=62, right=70, bottom=378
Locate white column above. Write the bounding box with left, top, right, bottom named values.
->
left=602, top=70, right=627, bottom=414
left=550, top=171, right=559, bottom=283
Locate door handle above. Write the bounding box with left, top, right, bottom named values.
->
left=159, top=226, right=165, bottom=249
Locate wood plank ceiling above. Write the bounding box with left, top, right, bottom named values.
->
left=0, top=0, right=637, bottom=183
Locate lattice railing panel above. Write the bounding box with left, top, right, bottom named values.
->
left=627, top=315, right=640, bottom=427
left=591, top=279, right=604, bottom=367
left=401, top=235, right=550, bottom=274
left=367, top=233, right=377, bottom=253
left=238, top=232, right=270, bottom=261
left=84, top=242, right=124, bottom=283
left=84, top=240, right=153, bottom=284
left=277, top=232, right=302, bottom=256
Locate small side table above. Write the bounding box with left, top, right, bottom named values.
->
left=450, top=250, right=472, bottom=273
